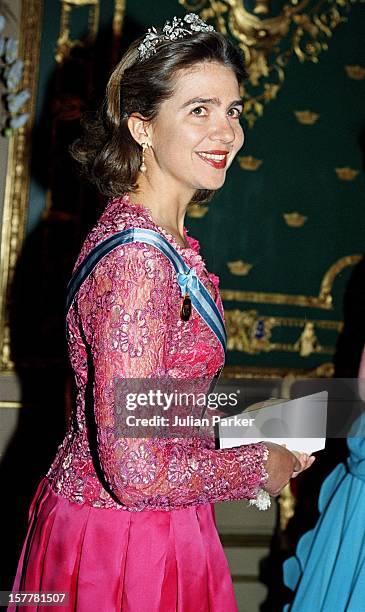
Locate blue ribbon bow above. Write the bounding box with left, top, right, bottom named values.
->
left=66, top=228, right=226, bottom=355
left=176, top=267, right=199, bottom=297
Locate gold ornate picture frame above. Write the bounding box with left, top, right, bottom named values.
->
left=0, top=0, right=127, bottom=373
left=0, top=0, right=43, bottom=373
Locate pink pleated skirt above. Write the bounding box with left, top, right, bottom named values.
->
left=8, top=477, right=238, bottom=611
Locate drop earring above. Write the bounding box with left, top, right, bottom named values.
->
left=140, top=142, right=149, bottom=173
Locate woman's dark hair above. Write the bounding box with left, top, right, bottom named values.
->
left=70, top=28, right=246, bottom=203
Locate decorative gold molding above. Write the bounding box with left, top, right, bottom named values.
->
left=55, top=0, right=100, bottom=64
left=225, top=309, right=341, bottom=355
left=0, top=0, right=43, bottom=373
left=180, top=0, right=355, bottom=126
left=294, top=321, right=320, bottom=357
left=278, top=483, right=296, bottom=530
left=113, top=0, right=126, bottom=38
left=223, top=362, right=335, bottom=378
left=221, top=254, right=362, bottom=309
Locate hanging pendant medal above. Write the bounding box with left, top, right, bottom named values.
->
left=180, top=292, right=192, bottom=321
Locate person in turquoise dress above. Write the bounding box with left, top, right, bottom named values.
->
left=283, top=345, right=365, bottom=611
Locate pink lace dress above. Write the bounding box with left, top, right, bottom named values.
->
left=9, top=195, right=268, bottom=612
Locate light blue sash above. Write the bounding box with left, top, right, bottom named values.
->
left=66, top=227, right=227, bottom=355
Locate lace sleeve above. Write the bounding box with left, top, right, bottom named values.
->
left=78, top=242, right=269, bottom=510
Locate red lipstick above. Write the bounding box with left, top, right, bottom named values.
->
left=196, top=150, right=229, bottom=170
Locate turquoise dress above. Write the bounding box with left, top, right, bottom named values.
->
left=283, top=419, right=365, bottom=611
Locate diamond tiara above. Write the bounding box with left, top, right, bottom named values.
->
left=137, top=13, right=215, bottom=62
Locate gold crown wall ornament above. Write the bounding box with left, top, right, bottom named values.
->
left=180, top=0, right=357, bottom=127
left=283, top=212, right=308, bottom=227
left=227, top=260, right=253, bottom=276
left=186, top=203, right=209, bottom=218
left=294, top=110, right=320, bottom=125
left=345, top=65, right=365, bottom=80
left=237, top=155, right=263, bottom=170
left=335, top=167, right=359, bottom=181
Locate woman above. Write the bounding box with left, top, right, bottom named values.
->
left=283, top=345, right=365, bottom=611
left=9, top=14, right=314, bottom=611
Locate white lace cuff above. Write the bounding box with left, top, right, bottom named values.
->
left=248, top=488, right=271, bottom=510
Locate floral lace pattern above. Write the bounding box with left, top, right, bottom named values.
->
left=46, top=194, right=268, bottom=510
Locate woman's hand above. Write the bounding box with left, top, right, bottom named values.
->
left=262, top=442, right=316, bottom=497
left=290, top=450, right=316, bottom=478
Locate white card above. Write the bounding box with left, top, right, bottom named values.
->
left=218, top=391, right=328, bottom=454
